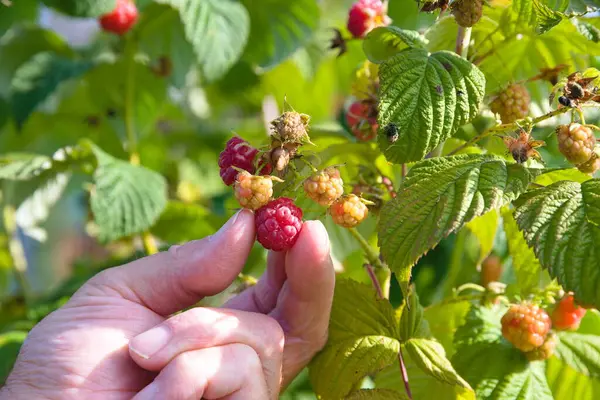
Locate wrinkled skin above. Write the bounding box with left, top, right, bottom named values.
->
left=1, top=210, right=335, bottom=400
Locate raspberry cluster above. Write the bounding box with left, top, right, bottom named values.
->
left=218, top=137, right=271, bottom=186
left=329, top=194, right=369, bottom=228
left=551, top=294, right=587, bottom=331
left=234, top=171, right=275, bottom=211
left=501, top=302, right=552, bottom=352
left=99, top=0, right=138, bottom=35
left=556, top=123, right=597, bottom=166
left=451, top=0, right=483, bottom=27
left=303, top=167, right=344, bottom=206
left=347, top=0, right=392, bottom=39
left=490, top=84, right=530, bottom=124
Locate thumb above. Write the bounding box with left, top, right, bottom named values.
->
left=77, top=209, right=256, bottom=316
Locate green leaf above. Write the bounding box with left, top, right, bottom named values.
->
left=0, top=1, right=38, bottom=37
left=0, top=153, right=52, bottom=180
left=546, top=356, right=600, bottom=399
left=377, top=49, right=485, bottom=163
left=9, top=52, right=93, bottom=129
left=363, top=26, right=428, bottom=64
left=452, top=306, right=553, bottom=400
left=87, top=143, right=168, bottom=243
left=0, top=330, right=27, bottom=385
left=241, top=0, right=319, bottom=70
left=424, top=300, right=471, bottom=358
left=534, top=168, right=591, bottom=186
left=501, top=207, right=542, bottom=294
left=405, top=338, right=471, bottom=389
left=378, top=154, right=536, bottom=295
left=533, top=0, right=565, bottom=34
left=513, top=180, right=600, bottom=308
left=513, top=0, right=536, bottom=25
left=578, top=309, right=600, bottom=335
left=554, top=332, right=600, bottom=378
left=309, top=279, right=400, bottom=399
left=151, top=201, right=216, bottom=243
left=156, top=0, right=250, bottom=82
left=345, top=389, right=409, bottom=400
left=399, top=285, right=429, bottom=341
left=375, top=351, right=475, bottom=400
left=465, top=209, right=499, bottom=266
left=574, top=19, right=600, bottom=43
left=41, top=0, right=116, bottom=17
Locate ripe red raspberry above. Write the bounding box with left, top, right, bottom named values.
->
left=451, top=0, right=483, bottom=27
left=501, top=303, right=552, bottom=352
left=329, top=194, right=369, bottom=228
left=490, top=84, right=530, bottom=124
left=345, top=101, right=378, bottom=141
left=99, top=0, right=138, bottom=35
left=347, top=0, right=392, bottom=39
left=557, top=123, right=596, bottom=165
left=255, top=198, right=303, bottom=251
left=234, top=171, right=275, bottom=211
left=304, top=167, right=344, bottom=206
left=218, top=137, right=272, bottom=186
left=551, top=294, right=587, bottom=331
left=525, top=332, right=557, bottom=361
left=480, top=254, right=503, bottom=287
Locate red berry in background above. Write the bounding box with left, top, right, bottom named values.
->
left=347, top=0, right=392, bottom=39
left=255, top=198, right=303, bottom=252
left=218, top=137, right=272, bottom=186
left=345, top=101, right=378, bottom=141
left=99, top=0, right=138, bottom=35
left=552, top=294, right=587, bottom=331
left=480, top=254, right=503, bottom=287
left=501, top=302, right=552, bottom=352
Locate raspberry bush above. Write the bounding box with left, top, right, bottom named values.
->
left=1, top=0, right=600, bottom=398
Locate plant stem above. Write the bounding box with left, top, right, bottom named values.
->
left=455, top=26, right=472, bottom=58
left=448, top=106, right=573, bottom=156
left=398, top=347, right=413, bottom=400
left=348, top=227, right=385, bottom=270
left=124, top=36, right=139, bottom=165
left=3, top=204, right=33, bottom=305
left=364, top=263, right=384, bottom=299
left=348, top=228, right=391, bottom=298
left=401, top=163, right=407, bottom=179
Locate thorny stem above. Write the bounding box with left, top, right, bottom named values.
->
left=348, top=228, right=391, bottom=298
left=448, top=106, right=575, bottom=156
left=455, top=26, right=472, bottom=59
left=364, top=264, right=384, bottom=299
left=398, top=347, right=413, bottom=400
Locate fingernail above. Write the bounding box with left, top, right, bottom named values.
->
left=209, top=209, right=250, bottom=243
left=129, top=324, right=171, bottom=359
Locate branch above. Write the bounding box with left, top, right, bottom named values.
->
left=364, top=263, right=384, bottom=299
left=455, top=26, right=472, bottom=58
left=348, top=228, right=391, bottom=298
left=398, top=347, right=413, bottom=400
left=448, top=106, right=573, bottom=156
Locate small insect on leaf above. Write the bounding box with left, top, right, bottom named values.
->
left=384, top=123, right=399, bottom=143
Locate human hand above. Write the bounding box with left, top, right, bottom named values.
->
left=1, top=210, right=335, bottom=399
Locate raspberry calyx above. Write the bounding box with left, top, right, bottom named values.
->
left=451, top=0, right=483, bottom=28
left=99, top=0, right=138, bottom=35
left=329, top=194, right=369, bottom=228
left=304, top=167, right=344, bottom=206
left=270, top=111, right=311, bottom=145
left=255, top=198, right=303, bottom=252
left=501, top=302, right=552, bottom=352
